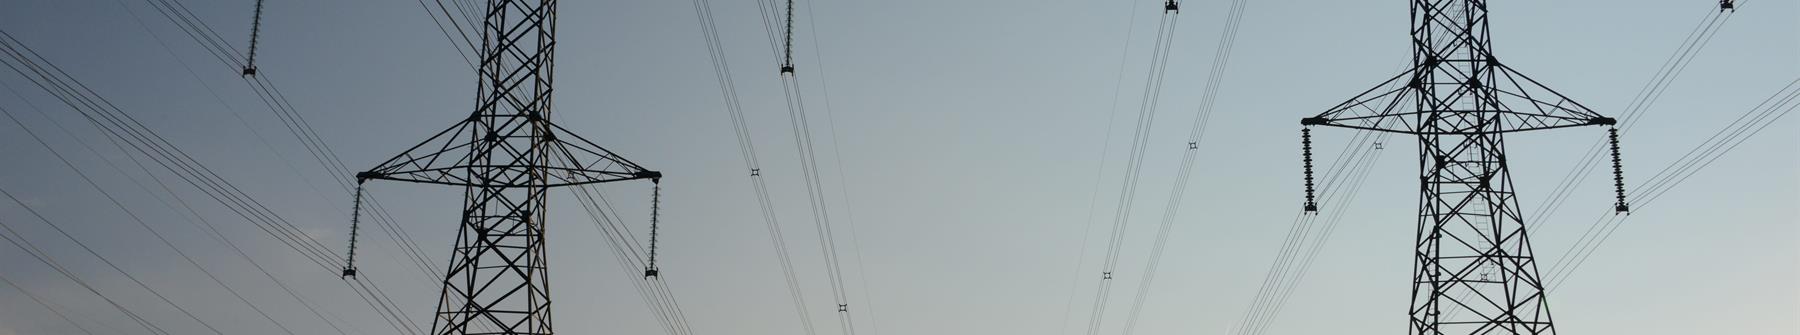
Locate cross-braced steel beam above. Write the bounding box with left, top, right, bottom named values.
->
left=1302, top=1, right=1618, bottom=334
left=358, top=1, right=658, bottom=334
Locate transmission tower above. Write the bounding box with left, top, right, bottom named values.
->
left=353, top=0, right=660, bottom=334
left=1299, top=1, right=1626, bottom=334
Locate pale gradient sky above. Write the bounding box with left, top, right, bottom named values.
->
left=0, top=0, right=1794, bottom=334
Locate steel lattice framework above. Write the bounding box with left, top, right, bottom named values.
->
left=1302, top=1, right=1616, bottom=334
left=358, top=0, right=659, bottom=334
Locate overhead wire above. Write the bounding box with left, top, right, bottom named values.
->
left=49, top=5, right=373, bottom=333
left=140, top=0, right=447, bottom=296
left=0, top=185, right=227, bottom=335
left=0, top=242, right=104, bottom=335
left=690, top=0, right=820, bottom=334
left=569, top=185, right=694, bottom=335
left=0, top=29, right=423, bottom=335
left=1235, top=19, right=1488, bottom=330
left=780, top=70, right=862, bottom=335
left=1081, top=3, right=1181, bottom=335
left=797, top=1, right=884, bottom=332
left=1545, top=77, right=1799, bottom=290
left=1528, top=4, right=1741, bottom=229
left=128, top=0, right=447, bottom=288
left=1435, top=3, right=1747, bottom=320
left=1239, top=131, right=1389, bottom=335
left=760, top=0, right=876, bottom=333
left=115, top=1, right=450, bottom=331
left=413, top=0, right=480, bottom=68
left=1, top=103, right=304, bottom=335
left=0, top=215, right=174, bottom=335
left=1228, top=62, right=1411, bottom=334
left=1, top=27, right=343, bottom=274
left=1055, top=0, right=1144, bottom=334
left=1117, top=1, right=1249, bottom=334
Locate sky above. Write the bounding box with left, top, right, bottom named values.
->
left=0, top=0, right=1794, bottom=334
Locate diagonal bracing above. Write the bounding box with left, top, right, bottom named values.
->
left=1299, top=1, right=1626, bottom=334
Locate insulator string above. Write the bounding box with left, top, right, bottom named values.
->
left=243, top=0, right=266, bottom=76
left=343, top=183, right=364, bottom=278
left=779, top=0, right=795, bottom=74
left=1301, top=127, right=1317, bottom=212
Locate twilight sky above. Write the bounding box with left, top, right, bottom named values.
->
left=0, top=0, right=1794, bottom=334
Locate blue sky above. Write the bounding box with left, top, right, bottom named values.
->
left=0, top=0, right=1793, bottom=334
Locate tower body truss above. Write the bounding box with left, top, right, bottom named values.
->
left=360, top=1, right=657, bottom=334
left=1304, top=1, right=1615, bottom=334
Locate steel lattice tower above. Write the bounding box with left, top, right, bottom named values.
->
left=356, top=0, right=659, bottom=334
left=1301, top=1, right=1619, bottom=334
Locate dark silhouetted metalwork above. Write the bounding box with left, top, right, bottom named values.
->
left=343, top=185, right=363, bottom=278
left=356, top=0, right=659, bottom=334
left=1301, top=128, right=1317, bottom=212
left=1301, top=1, right=1625, bottom=334
left=645, top=184, right=663, bottom=277
left=243, top=0, right=264, bottom=76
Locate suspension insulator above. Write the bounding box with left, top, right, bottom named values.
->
left=343, top=184, right=365, bottom=278
left=244, top=0, right=266, bottom=77
left=781, top=0, right=796, bottom=75
left=1609, top=127, right=1629, bottom=213
left=1302, top=128, right=1318, bottom=212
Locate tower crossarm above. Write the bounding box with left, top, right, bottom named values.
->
left=349, top=2, right=660, bottom=333
left=1302, top=63, right=1616, bottom=134
left=358, top=116, right=659, bottom=187
left=1302, top=0, right=1614, bottom=134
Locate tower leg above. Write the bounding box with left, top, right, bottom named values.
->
left=1411, top=131, right=1555, bottom=335
left=433, top=182, right=553, bottom=335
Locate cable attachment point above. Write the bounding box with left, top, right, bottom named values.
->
left=1164, top=0, right=1179, bottom=12
left=243, top=0, right=266, bottom=77
left=645, top=182, right=664, bottom=277
left=1608, top=127, right=1629, bottom=213
left=342, top=183, right=365, bottom=278
left=780, top=0, right=797, bottom=75
left=837, top=304, right=849, bottom=312
left=1302, top=128, right=1318, bottom=212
